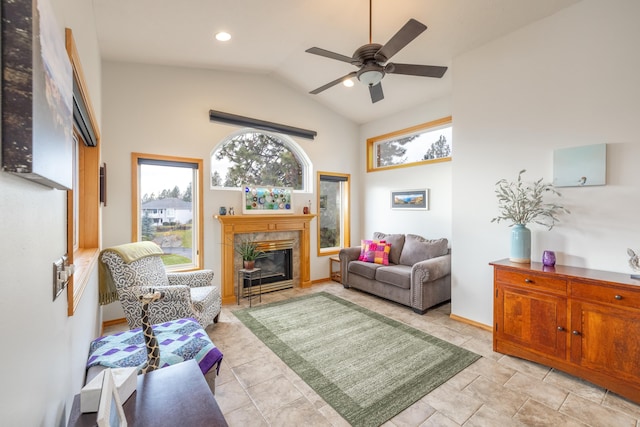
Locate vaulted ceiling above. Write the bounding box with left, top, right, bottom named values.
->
left=93, top=0, right=580, bottom=124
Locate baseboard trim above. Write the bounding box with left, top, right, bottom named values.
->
left=311, top=278, right=336, bottom=285
left=449, top=313, right=492, bottom=332
left=102, top=318, right=127, bottom=330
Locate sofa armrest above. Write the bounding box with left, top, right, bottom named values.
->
left=411, top=254, right=451, bottom=285
left=167, top=269, right=214, bottom=288
left=410, top=254, right=452, bottom=313
left=339, top=247, right=361, bottom=286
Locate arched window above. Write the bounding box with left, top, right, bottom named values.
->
left=210, top=129, right=312, bottom=191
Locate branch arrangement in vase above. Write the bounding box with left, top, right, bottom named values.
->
left=491, top=169, right=570, bottom=230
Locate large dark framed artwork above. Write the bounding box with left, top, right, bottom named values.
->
left=2, top=0, right=73, bottom=189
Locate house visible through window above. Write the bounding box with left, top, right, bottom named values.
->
left=210, top=129, right=311, bottom=191
left=317, top=172, right=350, bottom=255
left=132, top=154, right=203, bottom=270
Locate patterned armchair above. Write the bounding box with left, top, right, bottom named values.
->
left=100, top=242, right=221, bottom=329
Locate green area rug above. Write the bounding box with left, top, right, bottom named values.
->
left=234, top=292, right=480, bottom=426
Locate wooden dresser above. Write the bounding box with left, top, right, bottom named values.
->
left=490, top=259, right=640, bottom=404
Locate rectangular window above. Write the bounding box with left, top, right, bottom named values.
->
left=317, top=172, right=350, bottom=256
left=367, top=116, right=452, bottom=172
left=66, top=28, right=100, bottom=316
left=71, top=134, right=80, bottom=252
left=132, top=153, right=203, bottom=270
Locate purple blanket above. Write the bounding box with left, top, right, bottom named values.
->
left=87, top=317, right=223, bottom=375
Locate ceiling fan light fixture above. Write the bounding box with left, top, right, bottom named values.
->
left=357, top=66, right=384, bottom=86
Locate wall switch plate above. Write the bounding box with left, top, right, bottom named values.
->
left=53, top=257, right=66, bottom=301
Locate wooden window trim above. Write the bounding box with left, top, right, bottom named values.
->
left=65, top=29, right=101, bottom=316
left=131, top=153, right=204, bottom=270
left=366, top=116, right=452, bottom=173
left=316, top=171, right=351, bottom=256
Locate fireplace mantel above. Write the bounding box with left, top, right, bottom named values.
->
left=215, top=214, right=316, bottom=304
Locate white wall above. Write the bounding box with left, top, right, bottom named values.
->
left=359, top=97, right=453, bottom=243
left=100, top=62, right=360, bottom=319
left=0, top=0, right=103, bottom=425
left=451, top=0, right=640, bottom=326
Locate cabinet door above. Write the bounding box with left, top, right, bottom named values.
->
left=496, top=285, right=567, bottom=359
left=570, top=300, right=640, bottom=385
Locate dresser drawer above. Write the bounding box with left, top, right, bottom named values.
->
left=496, top=269, right=567, bottom=294
left=571, top=281, right=640, bottom=308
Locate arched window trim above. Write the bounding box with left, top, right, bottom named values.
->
left=210, top=128, right=313, bottom=193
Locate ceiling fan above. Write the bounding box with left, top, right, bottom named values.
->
left=306, top=0, right=447, bottom=103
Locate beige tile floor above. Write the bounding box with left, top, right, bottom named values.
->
left=105, top=282, right=640, bottom=426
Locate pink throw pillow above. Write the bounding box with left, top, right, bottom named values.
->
left=358, top=239, right=373, bottom=261
left=363, top=241, right=392, bottom=265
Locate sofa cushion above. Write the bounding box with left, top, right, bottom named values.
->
left=348, top=260, right=383, bottom=280
left=399, top=234, right=449, bottom=266
left=358, top=239, right=372, bottom=261
left=373, top=232, right=405, bottom=265
left=359, top=239, right=386, bottom=261
left=362, top=241, right=392, bottom=265
left=375, top=265, right=412, bottom=289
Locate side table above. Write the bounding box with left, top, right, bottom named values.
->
left=67, top=359, right=227, bottom=427
left=330, top=256, right=341, bottom=282
left=237, top=268, right=262, bottom=307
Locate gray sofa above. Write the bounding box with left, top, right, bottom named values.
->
left=339, top=232, right=451, bottom=314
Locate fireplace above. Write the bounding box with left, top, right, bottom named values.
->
left=216, top=214, right=314, bottom=305
left=241, top=239, right=294, bottom=296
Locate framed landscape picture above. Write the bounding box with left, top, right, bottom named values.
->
left=391, top=189, right=428, bottom=210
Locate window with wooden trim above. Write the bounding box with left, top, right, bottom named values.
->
left=367, top=116, right=452, bottom=172
left=210, top=129, right=312, bottom=192
left=131, top=153, right=204, bottom=271
left=65, top=28, right=100, bottom=316
left=317, top=172, right=350, bottom=256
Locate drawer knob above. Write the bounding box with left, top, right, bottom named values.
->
left=557, top=326, right=565, bottom=332
left=572, top=330, right=581, bottom=336
left=614, top=295, right=623, bottom=300
left=524, top=278, right=533, bottom=283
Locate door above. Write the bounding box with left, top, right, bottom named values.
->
left=496, top=284, right=568, bottom=360
left=570, top=300, right=640, bottom=385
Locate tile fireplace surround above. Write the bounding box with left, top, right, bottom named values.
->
left=215, top=214, right=315, bottom=304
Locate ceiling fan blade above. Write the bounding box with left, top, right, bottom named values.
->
left=369, top=83, right=384, bottom=103
left=375, top=19, right=427, bottom=62
left=309, top=71, right=358, bottom=95
left=385, top=63, right=448, bottom=78
left=305, top=47, right=354, bottom=64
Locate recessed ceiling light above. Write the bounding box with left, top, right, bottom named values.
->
left=343, top=79, right=354, bottom=88
left=215, top=32, right=231, bottom=42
